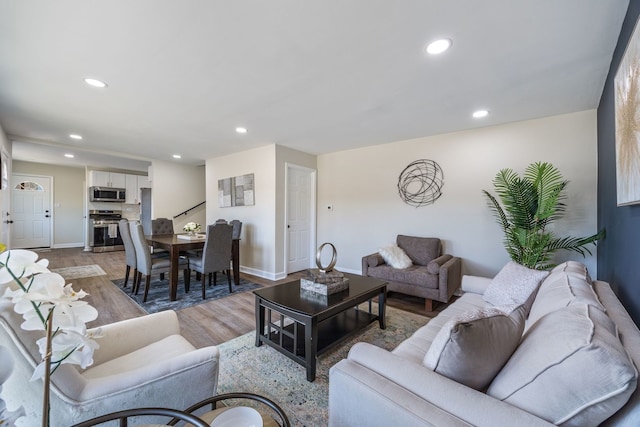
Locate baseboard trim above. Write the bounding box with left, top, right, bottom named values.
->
left=52, top=243, right=85, bottom=249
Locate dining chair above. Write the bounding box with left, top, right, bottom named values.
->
left=129, top=222, right=190, bottom=302
left=230, top=219, right=243, bottom=239
left=118, top=219, right=137, bottom=290
left=187, top=223, right=234, bottom=299
left=151, top=217, right=174, bottom=234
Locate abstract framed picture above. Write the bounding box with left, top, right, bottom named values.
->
left=615, top=16, right=640, bottom=206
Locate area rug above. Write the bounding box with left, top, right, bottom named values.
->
left=51, top=264, right=106, bottom=280
left=111, top=273, right=262, bottom=314
left=216, top=304, right=429, bottom=427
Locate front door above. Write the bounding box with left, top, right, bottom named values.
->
left=286, top=165, right=315, bottom=273
left=11, top=174, right=52, bottom=248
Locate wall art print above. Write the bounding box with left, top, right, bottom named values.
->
left=218, top=173, right=255, bottom=207
left=615, top=15, right=640, bottom=206
left=397, top=159, right=444, bottom=207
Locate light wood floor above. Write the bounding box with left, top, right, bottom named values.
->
left=40, top=248, right=440, bottom=348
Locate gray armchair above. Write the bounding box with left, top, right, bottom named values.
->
left=362, top=235, right=461, bottom=311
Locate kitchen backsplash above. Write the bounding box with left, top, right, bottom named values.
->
left=121, top=203, right=141, bottom=220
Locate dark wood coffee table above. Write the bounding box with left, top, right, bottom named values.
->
left=254, top=273, right=387, bottom=381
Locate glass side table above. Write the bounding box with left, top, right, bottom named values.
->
left=174, top=392, right=291, bottom=427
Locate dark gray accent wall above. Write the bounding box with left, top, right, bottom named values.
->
left=598, top=0, right=640, bottom=323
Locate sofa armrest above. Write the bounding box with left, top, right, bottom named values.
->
left=461, top=275, right=492, bottom=295
left=362, top=252, right=385, bottom=276
left=89, top=311, right=181, bottom=365
left=329, top=343, right=553, bottom=427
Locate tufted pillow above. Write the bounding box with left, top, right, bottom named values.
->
left=487, top=304, right=637, bottom=427
left=423, top=304, right=526, bottom=390
left=483, top=261, right=548, bottom=308
left=378, top=245, right=412, bottom=269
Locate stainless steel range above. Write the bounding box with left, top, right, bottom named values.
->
left=89, top=209, right=124, bottom=252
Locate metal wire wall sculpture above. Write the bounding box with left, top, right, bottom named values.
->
left=397, top=159, right=444, bottom=207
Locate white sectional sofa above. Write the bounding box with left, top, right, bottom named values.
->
left=329, top=261, right=640, bottom=426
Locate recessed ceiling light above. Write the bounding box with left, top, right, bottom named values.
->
left=172, top=154, right=182, bottom=159
left=83, top=77, right=108, bottom=88
left=426, top=38, right=452, bottom=55
left=472, top=109, right=489, bottom=118
left=69, top=134, right=83, bottom=140
left=64, top=154, right=75, bottom=158
left=235, top=127, right=248, bottom=134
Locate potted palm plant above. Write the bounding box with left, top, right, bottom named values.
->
left=482, top=162, right=604, bottom=270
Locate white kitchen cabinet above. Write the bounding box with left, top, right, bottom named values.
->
left=125, top=174, right=138, bottom=204
left=124, top=174, right=150, bottom=203
left=90, top=171, right=110, bottom=187
left=90, top=171, right=126, bottom=188
left=138, top=175, right=151, bottom=190
left=109, top=172, right=126, bottom=188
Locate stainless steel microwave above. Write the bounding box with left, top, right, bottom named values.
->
left=89, top=186, right=126, bottom=202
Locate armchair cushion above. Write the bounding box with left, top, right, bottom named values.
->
left=424, top=304, right=526, bottom=390
left=378, top=244, right=412, bottom=269
left=397, top=235, right=441, bottom=266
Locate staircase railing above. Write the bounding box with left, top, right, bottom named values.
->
left=173, top=201, right=205, bottom=218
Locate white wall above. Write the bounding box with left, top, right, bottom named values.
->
left=206, top=145, right=277, bottom=278
left=205, top=144, right=317, bottom=279
left=150, top=160, right=206, bottom=231
left=317, top=110, right=599, bottom=277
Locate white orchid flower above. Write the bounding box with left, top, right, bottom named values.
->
left=0, top=248, right=102, bottom=426
left=0, top=250, right=49, bottom=284
left=31, top=329, right=101, bottom=381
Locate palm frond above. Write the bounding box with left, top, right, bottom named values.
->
left=483, top=162, right=605, bottom=270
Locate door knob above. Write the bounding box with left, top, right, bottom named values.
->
left=45, top=215, right=50, bottom=218
left=5, top=220, right=13, bottom=224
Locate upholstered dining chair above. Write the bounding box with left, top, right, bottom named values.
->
left=187, top=223, right=234, bottom=299
left=129, top=222, right=190, bottom=302
left=230, top=219, right=243, bottom=239
left=151, top=217, right=174, bottom=235
left=118, top=219, right=137, bottom=290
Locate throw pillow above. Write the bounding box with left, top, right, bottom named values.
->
left=378, top=245, right=412, bottom=269
left=483, top=261, right=548, bottom=307
left=487, top=304, right=637, bottom=427
left=423, top=304, right=526, bottom=391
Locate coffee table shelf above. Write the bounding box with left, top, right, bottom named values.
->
left=267, top=308, right=378, bottom=357
left=254, top=273, right=387, bottom=381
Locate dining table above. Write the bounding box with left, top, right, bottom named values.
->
left=145, top=234, right=241, bottom=301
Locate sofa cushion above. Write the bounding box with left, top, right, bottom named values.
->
left=392, top=292, right=488, bottom=364
left=367, top=265, right=438, bottom=289
left=525, top=270, right=605, bottom=331
left=548, top=260, right=592, bottom=282
left=396, top=235, right=441, bottom=266
left=483, top=261, right=548, bottom=307
left=487, top=304, right=638, bottom=427
left=423, top=304, right=526, bottom=391
left=378, top=244, right=412, bottom=269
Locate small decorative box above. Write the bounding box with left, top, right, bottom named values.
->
left=300, top=268, right=350, bottom=295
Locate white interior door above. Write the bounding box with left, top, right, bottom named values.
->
left=11, top=174, right=52, bottom=248
left=286, top=165, right=315, bottom=273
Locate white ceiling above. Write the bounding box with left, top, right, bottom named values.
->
left=0, top=1, right=629, bottom=171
